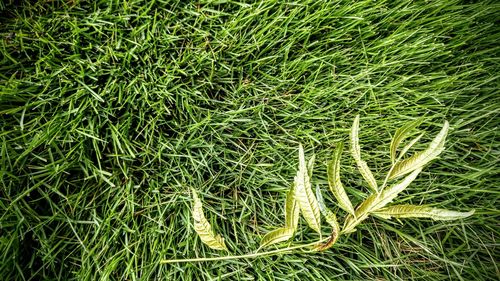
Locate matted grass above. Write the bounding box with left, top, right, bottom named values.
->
left=0, top=0, right=498, bottom=280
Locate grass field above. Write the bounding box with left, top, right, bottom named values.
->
left=1, top=0, right=499, bottom=280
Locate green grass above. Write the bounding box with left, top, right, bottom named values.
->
left=0, top=0, right=498, bottom=280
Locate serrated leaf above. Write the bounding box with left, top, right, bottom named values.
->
left=389, top=121, right=449, bottom=179
left=312, top=185, right=341, bottom=252
left=294, top=144, right=321, bottom=233
left=350, top=115, right=378, bottom=192
left=307, top=154, right=315, bottom=178
left=191, top=188, right=228, bottom=251
left=390, top=118, right=424, bottom=163
left=259, top=227, right=295, bottom=249
left=285, top=184, right=300, bottom=230
left=327, top=142, right=355, bottom=215
left=373, top=205, right=475, bottom=220
left=372, top=168, right=422, bottom=211
left=398, top=133, right=424, bottom=162
left=344, top=168, right=422, bottom=232
left=316, top=184, right=340, bottom=232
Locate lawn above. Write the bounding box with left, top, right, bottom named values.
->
left=0, top=0, right=498, bottom=280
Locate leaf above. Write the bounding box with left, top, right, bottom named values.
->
left=294, top=144, right=321, bottom=234
left=371, top=168, right=422, bottom=211
left=312, top=185, right=341, bottom=252
left=350, top=115, right=378, bottom=192
left=260, top=183, right=299, bottom=250
left=285, top=184, right=300, bottom=230
left=191, top=188, right=228, bottom=251
left=390, top=118, right=424, bottom=163
left=343, top=168, right=422, bottom=232
left=327, top=142, right=355, bottom=215
left=259, top=227, right=295, bottom=249
left=373, top=205, right=475, bottom=221
left=398, top=133, right=424, bottom=162
left=307, top=154, right=316, bottom=178
left=389, top=121, right=449, bottom=179
left=315, top=184, right=340, bottom=232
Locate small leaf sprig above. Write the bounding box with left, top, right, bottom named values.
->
left=161, top=116, right=474, bottom=264
left=191, top=188, right=228, bottom=251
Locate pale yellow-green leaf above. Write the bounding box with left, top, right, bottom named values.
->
left=389, top=121, right=449, bottom=179
left=397, top=133, right=424, bottom=162
left=191, top=188, right=228, bottom=251
left=307, top=154, right=315, bottom=178
left=327, top=142, right=355, bottom=215
left=316, top=184, right=340, bottom=232
left=259, top=227, right=295, bottom=249
left=390, top=118, right=424, bottom=163
left=350, top=115, right=378, bottom=192
left=343, top=168, right=422, bottom=233
left=373, top=205, right=475, bottom=220
left=371, top=168, right=422, bottom=211
left=285, top=184, right=300, bottom=230
left=294, top=144, right=321, bottom=233
left=312, top=185, right=341, bottom=251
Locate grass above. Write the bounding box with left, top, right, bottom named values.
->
left=0, top=0, right=498, bottom=280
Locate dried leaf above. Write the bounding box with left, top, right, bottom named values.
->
left=312, top=228, right=340, bottom=252
left=259, top=227, right=295, bottom=249
left=327, top=142, right=355, bottom=215
left=294, top=144, right=321, bottom=234
left=389, top=121, right=449, bottom=179
left=285, top=184, right=300, bottom=230
left=390, top=118, right=424, bottom=163
left=191, top=188, right=228, bottom=251
left=373, top=205, right=475, bottom=220
left=350, top=115, right=378, bottom=192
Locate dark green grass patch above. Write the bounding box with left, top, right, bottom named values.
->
left=0, top=0, right=499, bottom=280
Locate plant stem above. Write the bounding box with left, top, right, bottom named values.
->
left=341, top=213, right=369, bottom=234
left=160, top=237, right=329, bottom=264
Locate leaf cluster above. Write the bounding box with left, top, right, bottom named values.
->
left=185, top=116, right=474, bottom=259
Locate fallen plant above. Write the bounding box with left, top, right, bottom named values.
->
left=161, top=115, right=474, bottom=264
